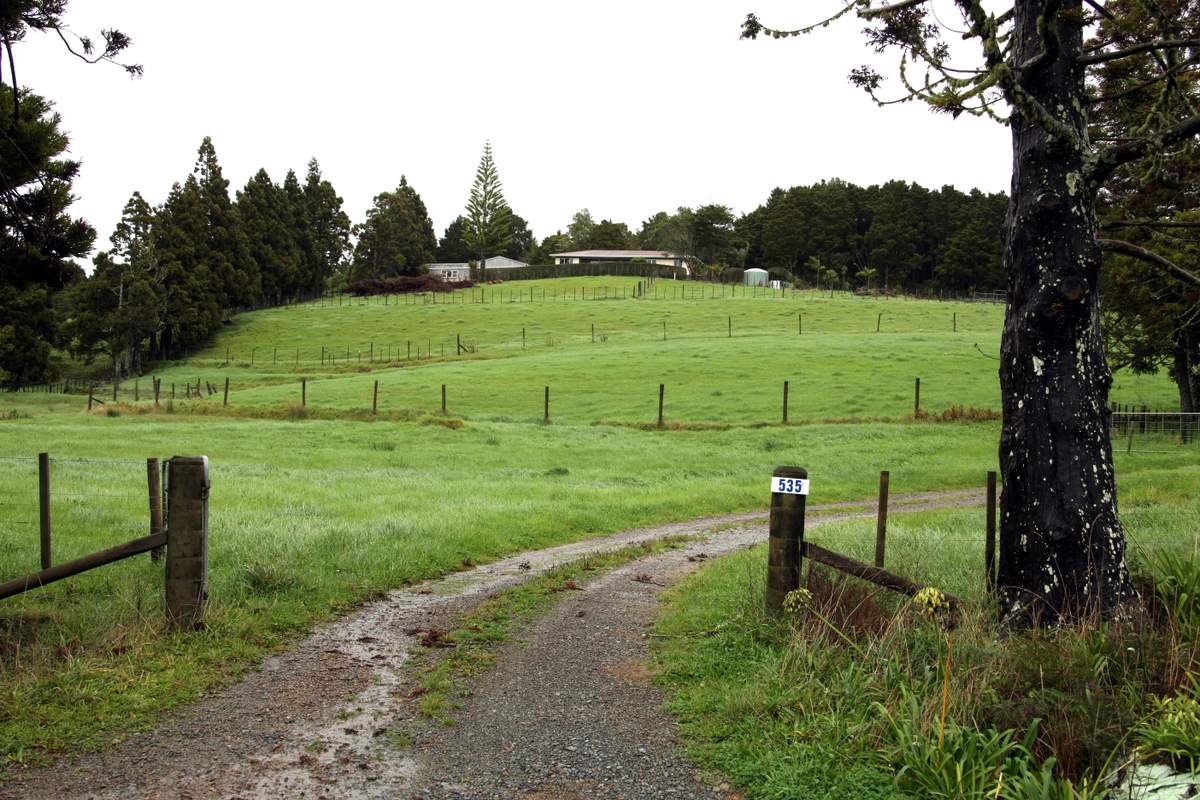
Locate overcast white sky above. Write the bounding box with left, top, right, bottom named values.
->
left=18, top=1, right=1012, bottom=255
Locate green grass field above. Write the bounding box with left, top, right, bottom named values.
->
left=83, top=280, right=1175, bottom=424
left=0, top=277, right=1192, bottom=774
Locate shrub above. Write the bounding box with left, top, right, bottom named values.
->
left=346, top=274, right=473, bottom=296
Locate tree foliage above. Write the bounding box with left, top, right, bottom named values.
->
left=0, top=85, right=91, bottom=386
left=350, top=177, right=437, bottom=281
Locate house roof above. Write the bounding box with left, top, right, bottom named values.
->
left=483, top=255, right=528, bottom=267
left=743, top=268, right=770, bottom=274
left=550, top=250, right=683, bottom=259
left=425, top=262, right=469, bottom=270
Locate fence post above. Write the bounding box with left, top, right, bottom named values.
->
left=914, top=377, right=921, bottom=417
left=154, top=378, right=161, bottom=407
left=985, top=470, right=997, bottom=595
left=592, top=323, right=595, bottom=343
left=728, top=316, right=732, bottom=337
left=38, top=453, right=51, bottom=569
left=877, top=312, right=882, bottom=333
left=523, top=327, right=526, bottom=349
left=148, top=458, right=164, bottom=562
left=88, top=386, right=94, bottom=411
left=799, top=313, right=802, bottom=335
left=766, top=466, right=808, bottom=612
left=953, top=312, right=957, bottom=333
left=301, top=378, right=307, bottom=407
left=658, top=383, right=665, bottom=428
left=135, top=380, right=139, bottom=402
left=373, top=379, right=379, bottom=415
left=441, top=384, right=447, bottom=415
left=165, top=456, right=209, bottom=629
left=874, top=470, right=890, bottom=568
left=783, top=380, right=789, bottom=423
left=544, top=386, right=550, bottom=422
left=223, top=377, right=229, bottom=407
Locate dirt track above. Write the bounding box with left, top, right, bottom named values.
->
left=0, top=489, right=981, bottom=800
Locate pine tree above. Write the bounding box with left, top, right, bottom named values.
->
left=302, top=158, right=351, bottom=292
left=0, top=85, right=93, bottom=387
left=463, top=142, right=512, bottom=264
left=193, top=137, right=258, bottom=306
left=236, top=168, right=303, bottom=302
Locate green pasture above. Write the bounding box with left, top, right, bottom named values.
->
left=84, top=281, right=1176, bottom=423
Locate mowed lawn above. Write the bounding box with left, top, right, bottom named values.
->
left=0, top=278, right=1190, bottom=767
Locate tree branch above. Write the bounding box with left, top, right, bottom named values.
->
left=1101, top=219, right=1200, bottom=229
left=1079, top=38, right=1200, bottom=65
left=1098, top=238, right=1200, bottom=286
left=1088, top=112, right=1200, bottom=186
left=858, top=0, right=932, bottom=20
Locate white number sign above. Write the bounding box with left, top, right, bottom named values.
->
left=771, top=476, right=810, bottom=495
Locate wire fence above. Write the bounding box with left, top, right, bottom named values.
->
left=1111, top=412, right=1200, bottom=451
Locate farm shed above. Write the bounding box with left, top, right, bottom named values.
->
left=743, top=268, right=769, bottom=286
left=483, top=255, right=528, bottom=269
left=425, top=262, right=470, bottom=281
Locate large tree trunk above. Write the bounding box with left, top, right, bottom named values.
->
left=997, top=0, right=1135, bottom=627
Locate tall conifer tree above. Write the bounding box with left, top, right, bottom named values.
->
left=463, top=142, right=512, bottom=264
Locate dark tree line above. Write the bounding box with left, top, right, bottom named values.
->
left=739, top=179, right=1008, bottom=292
left=62, top=138, right=352, bottom=377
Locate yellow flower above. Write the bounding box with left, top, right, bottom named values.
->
left=783, top=587, right=813, bottom=614
left=913, top=586, right=948, bottom=618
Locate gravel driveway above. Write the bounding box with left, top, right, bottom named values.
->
left=0, top=489, right=981, bottom=800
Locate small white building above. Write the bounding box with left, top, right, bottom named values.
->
left=426, top=262, right=470, bottom=281
left=551, top=249, right=689, bottom=273
left=483, top=255, right=528, bottom=269
left=743, top=268, right=769, bottom=287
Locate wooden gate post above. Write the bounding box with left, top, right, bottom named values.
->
left=148, top=458, right=164, bottom=562
left=914, top=377, right=921, bottom=417
left=766, top=466, right=809, bottom=612
left=223, top=377, right=229, bottom=407
left=373, top=379, right=379, bottom=415
left=783, top=380, right=790, bottom=424
left=985, top=470, right=997, bottom=595
left=544, top=386, right=550, bottom=423
left=874, top=470, right=890, bottom=568
left=441, top=384, right=447, bottom=415
left=38, top=453, right=51, bottom=569
left=657, top=383, right=665, bottom=428
left=165, top=456, right=209, bottom=629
